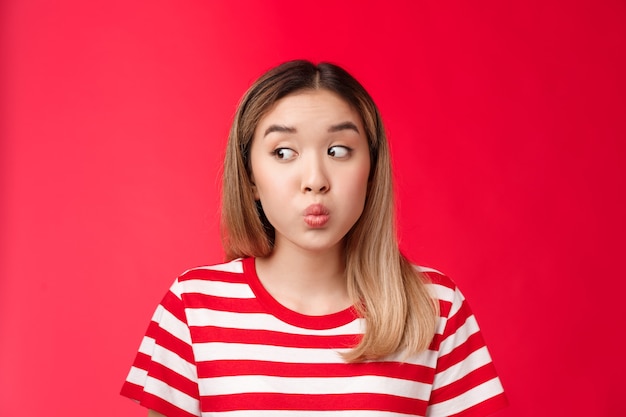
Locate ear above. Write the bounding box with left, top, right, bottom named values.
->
left=250, top=174, right=260, bottom=200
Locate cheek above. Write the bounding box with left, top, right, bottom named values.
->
left=339, top=165, right=371, bottom=216
left=355, top=177, right=370, bottom=206
left=249, top=154, right=271, bottom=200
left=353, top=161, right=372, bottom=199
left=251, top=165, right=290, bottom=203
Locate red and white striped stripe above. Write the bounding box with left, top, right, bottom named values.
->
left=121, top=258, right=507, bottom=417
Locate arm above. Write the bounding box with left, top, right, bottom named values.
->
left=148, top=410, right=167, bottom=417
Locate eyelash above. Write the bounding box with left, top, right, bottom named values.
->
left=272, top=148, right=296, bottom=160
left=328, top=145, right=352, bottom=158
left=271, top=146, right=353, bottom=160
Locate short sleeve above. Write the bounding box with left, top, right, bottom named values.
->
left=121, top=278, right=201, bottom=417
left=427, top=282, right=508, bottom=417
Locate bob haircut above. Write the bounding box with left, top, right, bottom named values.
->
left=221, top=60, right=438, bottom=361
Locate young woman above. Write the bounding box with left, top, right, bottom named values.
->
left=121, top=60, right=508, bottom=417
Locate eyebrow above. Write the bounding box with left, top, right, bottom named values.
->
left=263, top=125, right=297, bottom=137
left=328, top=121, right=360, bottom=134
left=263, top=121, right=360, bottom=137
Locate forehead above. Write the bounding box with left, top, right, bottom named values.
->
left=256, top=89, right=363, bottom=129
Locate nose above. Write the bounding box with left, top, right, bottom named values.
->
left=301, top=154, right=330, bottom=194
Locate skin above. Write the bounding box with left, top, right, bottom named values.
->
left=148, top=89, right=371, bottom=416
left=249, top=89, right=371, bottom=316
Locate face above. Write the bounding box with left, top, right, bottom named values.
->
left=249, top=89, right=371, bottom=256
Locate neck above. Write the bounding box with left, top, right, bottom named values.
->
left=255, top=243, right=350, bottom=315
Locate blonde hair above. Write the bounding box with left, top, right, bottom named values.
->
left=221, top=60, right=438, bottom=361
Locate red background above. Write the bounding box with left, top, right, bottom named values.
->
left=1, top=1, right=625, bottom=415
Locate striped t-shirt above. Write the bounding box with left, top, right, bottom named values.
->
left=121, top=257, right=507, bottom=416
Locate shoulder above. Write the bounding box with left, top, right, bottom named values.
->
left=416, top=265, right=458, bottom=302
left=165, top=258, right=254, bottom=300
left=415, top=265, right=471, bottom=322
left=178, top=258, right=248, bottom=282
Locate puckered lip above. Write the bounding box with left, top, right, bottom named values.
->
left=304, top=203, right=330, bottom=216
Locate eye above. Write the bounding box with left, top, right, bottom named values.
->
left=328, top=145, right=351, bottom=159
left=272, top=148, right=297, bottom=160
